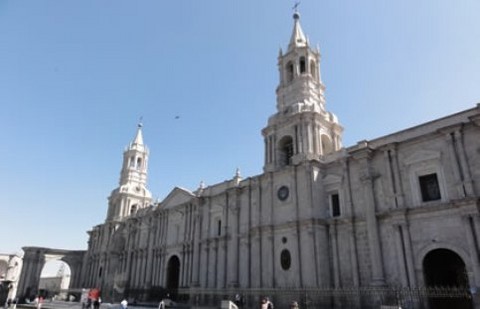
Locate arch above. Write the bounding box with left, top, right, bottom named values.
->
left=278, top=135, right=294, bottom=167
left=423, top=248, right=472, bottom=309
left=299, top=57, right=306, bottom=74
left=136, top=157, right=142, bottom=169
left=39, top=260, right=71, bottom=300
left=320, top=134, right=333, bottom=155
left=286, top=61, right=294, bottom=82
left=310, top=60, right=317, bottom=80
left=130, top=204, right=137, bottom=215
left=16, top=248, right=85, bottom=303
left=166, top=255, right=181, bottom=300
left=129, top=156, right=135, bottom=167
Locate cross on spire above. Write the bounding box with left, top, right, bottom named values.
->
left=293, top=1, right=300, bottom=12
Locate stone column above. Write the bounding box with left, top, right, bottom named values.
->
left=228, top=194, right=240, bottom=287
left=393, top=224, right=409, bottom=286
left=464, top=216, right=480, bottom=286
left=251, top=234, right=261, bottom=288
left=191, top=207, right=201, bottom=286
left=401, top=223, right=416, bottom=286
left=358, top=150, right=385, bottom=286
left=267, top=226, right=275, bottom=288
left=455, top=129, right=475, bottom=196
left=445, top=131, right=467, bottom=198
left=342, top=159, right=360, bottom=286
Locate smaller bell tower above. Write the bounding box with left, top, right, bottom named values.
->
left=263, top=11, right=343, bottom=172
left=105, top=122, right=153, bottom=222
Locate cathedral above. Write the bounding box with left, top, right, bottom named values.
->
left=16, top=10, right=480, bottom=309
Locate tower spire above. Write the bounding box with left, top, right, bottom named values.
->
left=288, top=6, right=307, bottom=51
left=133, top=119, right=144, bottom=146
left=262, top=9, right=343, bottom=172
left=105, top=122, right=152, bottom=222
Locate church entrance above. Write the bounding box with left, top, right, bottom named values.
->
left=166, top=256, right=180, bottom=300
left=423, top=248, right=472, bottom=309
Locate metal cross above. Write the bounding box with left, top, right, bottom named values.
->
left=293, top=1, right=300, bottom=12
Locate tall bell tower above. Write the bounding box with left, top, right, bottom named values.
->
left=105, top=122, right=153, bottom=222
left=263, top=10, right=343, bottom=172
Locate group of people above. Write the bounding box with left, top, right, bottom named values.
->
left=33, top=296, right=44, bottom=309
left=262, top=297, right=299, bottom=309
left=233, top=295, right=299, bottom=309
left=3, top=298, right=18, bottom=309
left=112, top=294, right=298, bottom=309
left=81, top=288, right=101, bottom=309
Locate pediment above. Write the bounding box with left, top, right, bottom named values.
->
left=322, top=174, right=342, bottom=185
left=404, top=150, right=441, bottom=165
left=160, top=187, right=195, bottom=209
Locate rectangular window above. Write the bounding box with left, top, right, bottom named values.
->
left=217, top=220, right=222, bottom=236
left=419, top=173, right=441, bottom=202
left=330, top=193, right=341, bottom=217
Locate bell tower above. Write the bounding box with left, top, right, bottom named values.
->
left=105, top=122, right=153, bottom=222
left=263, top=11, right=343, bottom=172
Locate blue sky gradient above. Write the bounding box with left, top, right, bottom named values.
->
left=1, top=1, right=479, bottom=254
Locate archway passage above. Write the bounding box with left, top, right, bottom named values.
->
left=423, top=249, right=472, bottom=309
left=39, top=260, right=71, bottom=300
left=16, top=248, right=85, bottom=303
left=166, top=256, right=180, bottom=300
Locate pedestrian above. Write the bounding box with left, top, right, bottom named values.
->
left=289, top=301, right=299, bottom=309
left=93, top=298, right=100, bottom=309
left=260, top=297, right=273, bottom=309
left=121, top=299, right=128, bottom=309
left=35, top=296, right=44, bottom=309
left=158, top=299, right=165, bottom=309
left=234, top=294, right=243, bottom=307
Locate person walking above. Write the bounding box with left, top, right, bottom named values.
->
left=260, top=297, right=273, bottom=309
left=35, top=296, right=44, bottom=309
left=120, top=299, right=128, bottom=309
left=158, top=299, right=165, bottom=309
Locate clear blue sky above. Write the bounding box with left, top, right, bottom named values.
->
left=1, top=0, right=479, bottom=255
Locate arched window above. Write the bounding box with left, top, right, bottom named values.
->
left=310, top=60, right=317, bottom=80
left=280, top=250, right=292, bottom=270
left=299, top=57, right=306, bottom=74
left=278, top=136, right=294, bottom=167
left=136, top=157, right=142, bottom=169
left=286, top=61, right=294, bottom=82
left=130, top=204, right=137, bottom=215
left=129, top=156, right=135, bottom=167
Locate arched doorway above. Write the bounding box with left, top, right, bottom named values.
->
left=166, top=256, right=180, bottom=300
left=423, top=249, right=472, bottom=309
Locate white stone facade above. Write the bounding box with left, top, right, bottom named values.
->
left=0, top=253, right=23, bottom=301
left=74, top=11, right=480, bottom=309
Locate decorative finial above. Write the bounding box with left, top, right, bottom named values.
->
left=138, top=116, right=143, bottom=128
left=199, top=180, right=205, bottom=190
left=235, top=167, right=241, bottom=178
left=293, top=1, right=301, bottom=19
